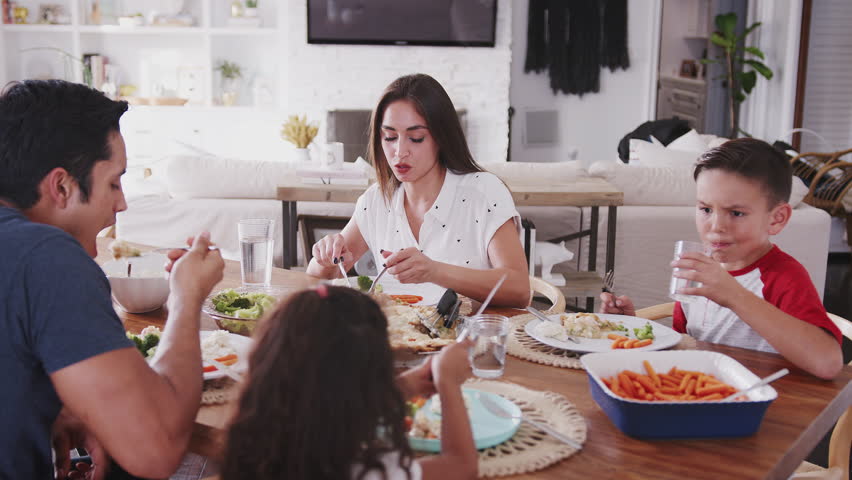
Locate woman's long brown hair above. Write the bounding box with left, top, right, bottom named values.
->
left=367, top=73, right=484, bottom=202
left=221, top=286, right=414, bottom=480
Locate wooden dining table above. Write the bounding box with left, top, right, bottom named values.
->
left=96, top=238, right=852, bottom=480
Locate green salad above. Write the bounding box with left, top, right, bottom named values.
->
left=127, top=326, right=162, bottom=358
left=212, top=289, right=277, bottom=319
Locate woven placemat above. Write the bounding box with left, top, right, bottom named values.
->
left=467, top=379, right=586, bottom=478
left=506, top=313, right=584, bottom=369
left=202, top=378, right=239, bottom=405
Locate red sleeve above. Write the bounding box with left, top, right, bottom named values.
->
left=672, top=301, right=687, bottom=333
left=761, top=259, right=842, bottom=345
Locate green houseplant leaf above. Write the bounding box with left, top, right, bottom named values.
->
left=743, top=60, right=773, bottom=80
left=715, top=12, right=737, bottom=38
left=744, top=46, right=765, bottom=60
left=739, top=71, right=757, bottom=94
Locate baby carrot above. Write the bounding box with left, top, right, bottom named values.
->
left=618, top=373, right=637, bottom=398
left=643, top=360, right=661, bottom=387
left=636, top=375, right=657, bottom=394
left=634, top=339, right=653, bottom=348
left=607, top=333, right=628, bottom=341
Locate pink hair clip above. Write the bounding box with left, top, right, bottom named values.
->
left=315, top=284, right=329, bottom=298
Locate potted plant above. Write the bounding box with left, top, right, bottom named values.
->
left=244, top=0, right=258, bottom=17
left=701, top=12, right=773, bottom=138
left=281, top=115, right=319, bottom=162
left=215, top=60, right=242, bottom=106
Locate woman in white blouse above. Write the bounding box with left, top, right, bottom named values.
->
left=307, top=74, right=530, bottom=307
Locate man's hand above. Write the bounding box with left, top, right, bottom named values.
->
left=382, top=247, right=436, bottom=284
left=52, top=410, right=108, bottom=480
left=672, top=252, right=747, bottom=308
left=167, top=232, right=224, bottom=304
left=599, top=292, right=636, bottom=316
left=397, top=357, right=436, bottom=399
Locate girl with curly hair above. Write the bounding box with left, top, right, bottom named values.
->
left=222, top=285, right=478, bottom=480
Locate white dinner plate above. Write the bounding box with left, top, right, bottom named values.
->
left=335, top=276, right=446, bottom=306
left=524, top=313, right=682, bottom=354
left=201, top=331, right=253, bottom=381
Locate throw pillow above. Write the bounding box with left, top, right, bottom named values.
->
left=166, top=155, right=295, bottom=199
left=589, top=161, right=696, bottom=206
left=666, top=129, right=708, bottom=153
left=634, top=140, right=701, bottom=167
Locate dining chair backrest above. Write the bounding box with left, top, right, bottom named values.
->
left=529, top=275, right=566, bottom=315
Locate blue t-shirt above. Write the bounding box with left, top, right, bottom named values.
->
left=0, top=207, right=132, bottom=479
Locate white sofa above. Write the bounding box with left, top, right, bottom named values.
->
left=117, top=155, right=830, bottom=311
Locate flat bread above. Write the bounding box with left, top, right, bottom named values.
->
left=382, top=303, right=455, bottom=353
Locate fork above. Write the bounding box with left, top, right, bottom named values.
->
left=602, top=269, right=615, bottom=295
left=479, top=394, right=583, bottom=450
left=367, top=264, right=389, bottom=294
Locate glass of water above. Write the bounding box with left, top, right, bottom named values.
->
left=467, top=314, right=509, bottom=379
left=669, top=240, right=709, bottom=303
left=238, top=218, right=274, bottom=286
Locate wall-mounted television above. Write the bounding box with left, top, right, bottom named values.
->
left=307, top=0, right=497, bottom=47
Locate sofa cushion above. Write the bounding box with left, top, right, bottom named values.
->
left=483, top=161, right=588, bottom=186
left=588, top=162, right=696, bottom=206
left=166, top=155, right=295, bottom=199
left=667, top=129, right=708, bottom=153
left=634, top=140, right=701, bottom=167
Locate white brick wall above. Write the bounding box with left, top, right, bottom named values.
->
left=282, top=0, right=513, bottom=164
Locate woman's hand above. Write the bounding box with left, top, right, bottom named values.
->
left=312, top=233, right=350, bottom=268
left=382, top=247, right=437, bottom=284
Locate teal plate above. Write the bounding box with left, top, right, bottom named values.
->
left=408, top=388, right=521, bottom=452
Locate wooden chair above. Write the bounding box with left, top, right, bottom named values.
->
left=635, top=303, right=851, bottom=480
left=791, top=148, right=852, bottom=220
left=529, top=275, right=566, bottom=315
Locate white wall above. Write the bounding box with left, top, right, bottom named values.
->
left=509, top=0, right=661, bottom=166
left=281, top=0, right=513, bottom=165
left=740, top=0, right=802, bottom=144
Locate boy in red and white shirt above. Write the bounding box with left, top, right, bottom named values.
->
left=601, top=138, right=843, bottom=379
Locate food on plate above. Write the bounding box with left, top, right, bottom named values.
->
left=108, top=239, right=142, bottom=260
left=406, top=393, right=473, bottom=439
left=383, top=303, right=455, bottom=352
left=211, top=289, right=277, bottom=319
left=356, top=275, right=384, bottom=293
left=633, top=323, right=656, bottom=340
left=560, top=312, right=626, bottom=339
left=201, top=330, right=239, bottom=372
left=601, top=360, right=740, bottom=402
left=533, top=320, right=571, bottom=342
left=127, top=326, right=162, bottom=358
left=389, top=294, right=424, bottom=305
left=608, top=334, right=653, bottom=349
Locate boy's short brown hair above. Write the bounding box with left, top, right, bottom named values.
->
left=693, top=137, right=792, bottom=207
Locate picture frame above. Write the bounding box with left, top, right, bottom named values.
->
left=297, top=215, right=350, bottom=265
left=680, top=59, right=698, bottom=78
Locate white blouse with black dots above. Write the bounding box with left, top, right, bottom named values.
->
left=354, top=169, right=521, bottom=272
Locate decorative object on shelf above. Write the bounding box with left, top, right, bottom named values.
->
left=230, top=0, right=244, bottom=17
left=251, top=76, right=272, bottom=106
left=679, top=59, right=698, bottom=79
left=244, top=0, right=258, bottom=17
left=534, top=241, right=574, bottom=287
left=89, top=0, right=101, bottom=24
left=282, top=115, right=319, bottom=162
left=21, top=47, right=91, bottom=84
left=12, top=4, right=28, bottom=23
left=178, top=66, right=205, bottom=105
left=2, top=0, right=11, bottom=24
left=215, top=60, right=242, bottom=106
left=701, top=12, right=773, bottom=138
left=37, top=4, right=65, bottom=24
left=117, top=13, right=144, bottom=27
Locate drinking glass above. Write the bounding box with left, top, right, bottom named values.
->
left=669, top=240, right=709, bottom=303
left=238, top=218, right=274, bottom=286
left=467, top=314, right=509, bottom=378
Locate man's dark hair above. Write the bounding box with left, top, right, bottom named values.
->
left=0, top=79, right=128, bottom=208
left=694, top=137, right=792, bottom=207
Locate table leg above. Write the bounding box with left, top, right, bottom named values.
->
left=606, top=206, right=617, bottom=275
left=587, top=206, right=599, bottom=311
left=281, top=201, right=298, bottom=269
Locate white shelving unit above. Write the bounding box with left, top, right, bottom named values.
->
left=0, top=0, right=283, bottom=108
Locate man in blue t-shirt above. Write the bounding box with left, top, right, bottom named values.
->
left=0, top=80, right=225, bottom=479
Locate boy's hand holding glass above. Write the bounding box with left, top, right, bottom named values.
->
left=671, top=251, right=745, bottom=308
left=382, top=247, right=437, bottom=284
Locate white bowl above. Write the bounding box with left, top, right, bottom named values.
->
left=102, top=254, right=170, bottom=313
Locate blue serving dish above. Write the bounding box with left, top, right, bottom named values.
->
left=581, top=351, right=777, bottom=439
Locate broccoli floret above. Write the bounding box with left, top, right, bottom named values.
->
left=141, top=333, right=160, bottom=353
left=357, top=275, right=373, bottom=292
left=633, top=322, right=655, bottom=340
